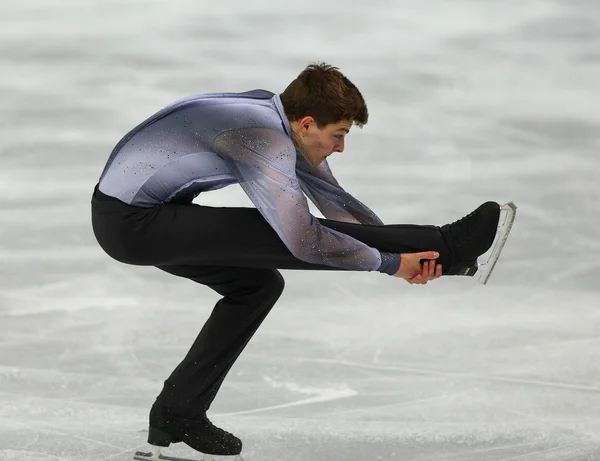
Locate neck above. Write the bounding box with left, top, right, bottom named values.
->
left=289, top=121, right=306, bottom=153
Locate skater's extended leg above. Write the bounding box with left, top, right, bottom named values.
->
left=92, top=185, right=500, bottom=277
left=91, top=185, right=457, bottom=272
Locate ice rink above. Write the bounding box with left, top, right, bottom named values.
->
left=1, top=0, right=600, bottom=460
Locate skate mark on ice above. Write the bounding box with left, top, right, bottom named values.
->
left=0, top=449, right=68, bottom=461
left=0, top=386, right=151, bottom=409
left=216, top=378, right=357, bottom=416
left=297, top=357, right=600, bottom=393
left=418, top=400, right=598, bottom=461
left=7, top=420, right=132, bottom=452
left=499, top=439, right=588, bottom=461
left=8, top=421, right=40, bottom=451
left=322, top=390, right=470, bottom=417
left=216, top=392, right=357, bottom=417
left=39, top=427, right=131, bottom=451
left=0, top=365, right=154, bottom=388
left=477, top=400, right=600, bottom=441
left=1, top=289, right=139, bottom=316
left=442, top=439, right=567, bottom=460
left=100, top=443, right=148, bottom=461
left=242, top=352, right=600, bottom=393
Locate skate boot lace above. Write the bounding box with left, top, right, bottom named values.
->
left=447, top=209, right=477, bottom=248
left=203, top=415, right=236, bottom=440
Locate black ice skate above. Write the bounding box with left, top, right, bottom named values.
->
left=134, top=407, right=243, bottom=461
left=440, top=201, right=517, bottom=284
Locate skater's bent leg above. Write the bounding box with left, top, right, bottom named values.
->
left=153, top=265, right=284, bottom=419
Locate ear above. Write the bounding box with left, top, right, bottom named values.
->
left=299, top=116, right=315, bottom=132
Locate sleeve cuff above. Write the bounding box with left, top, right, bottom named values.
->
left=377, top=252, right=401, bottom=276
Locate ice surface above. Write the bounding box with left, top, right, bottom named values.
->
left=1, top=0, right=600, bottom=460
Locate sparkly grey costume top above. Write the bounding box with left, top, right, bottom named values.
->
left=98, top=90, right=400, bottom=275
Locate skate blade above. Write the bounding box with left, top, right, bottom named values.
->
left=476, top=202, right=517, bottom=285
left=134, top=446, right=244, bottom=461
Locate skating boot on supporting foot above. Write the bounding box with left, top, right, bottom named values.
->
left=134, top=407, right=244, bottom=461
left=441, top=201, right=517, bottom=284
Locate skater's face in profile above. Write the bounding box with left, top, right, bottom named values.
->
left=292, top=117, right=351, bottom=166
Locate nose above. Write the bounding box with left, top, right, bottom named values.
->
left=335, top=140, right=345, bottom=153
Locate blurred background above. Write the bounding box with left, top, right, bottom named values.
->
left=1, top=0, right=599, bottom=460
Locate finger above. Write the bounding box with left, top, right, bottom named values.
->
left=421, top=261, right=431, bottom=281
left=418, top=251, right=439, bottom=260
left=428, top=260, right=435, bottom=278
left=435, top=264, right=442, bottom=278
left=421, top=261, right=429, bottom=277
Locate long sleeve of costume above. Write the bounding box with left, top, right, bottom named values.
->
left=213, top=127, right=398, bottom=275
left=295, top=155, right=401, bottom=275
left=295, top=155, right=384, bottom=226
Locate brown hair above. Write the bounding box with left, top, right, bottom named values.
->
left=280, top=62, right=369, bottom=128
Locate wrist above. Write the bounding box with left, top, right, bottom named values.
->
left=378, top=252, right=401, bottom=275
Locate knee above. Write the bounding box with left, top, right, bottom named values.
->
left=242, top=270, right=284, bottom=307
left=231, top=269, right=285, bottom=305
left=259, top=270, right=285, bottom=302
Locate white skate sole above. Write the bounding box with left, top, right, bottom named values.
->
left=134, top=446, right=244, bottom=461
left=476, top=202, right=517, bottom=285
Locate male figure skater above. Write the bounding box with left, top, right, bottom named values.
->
left=91, top=62, right=507, bottom=460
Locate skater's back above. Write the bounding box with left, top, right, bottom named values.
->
left=98, top=89, right=292, bottom=207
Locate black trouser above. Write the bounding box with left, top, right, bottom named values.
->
left=90, top=185, right=449, bottom=419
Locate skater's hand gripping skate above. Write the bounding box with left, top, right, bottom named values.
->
left=394, top=251, right=442, bottom=285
